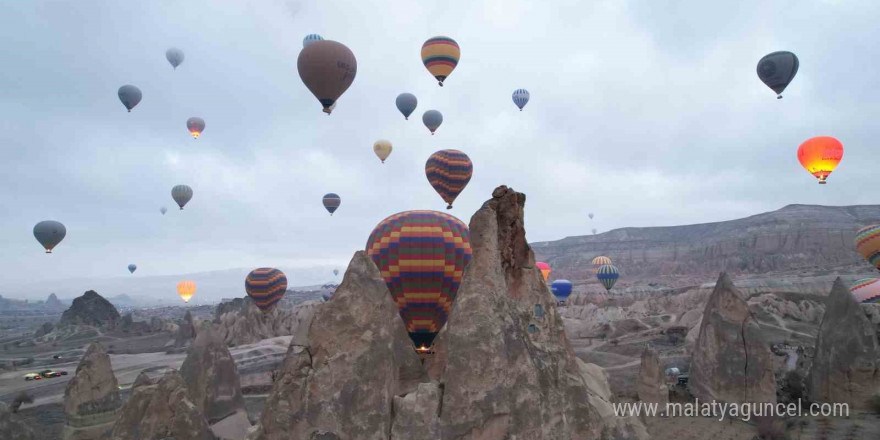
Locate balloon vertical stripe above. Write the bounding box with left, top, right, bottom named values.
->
left=245, top=268, right=288, bottom=313
left=425, top=149, right=473, bottom=209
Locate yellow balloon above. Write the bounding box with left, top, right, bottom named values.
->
left=373, top=139, right=392, bottom=163
left=177, top=280, right=196, bottom=303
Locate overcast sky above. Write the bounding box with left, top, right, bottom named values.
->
left=1, top=0, right=878, bottom=293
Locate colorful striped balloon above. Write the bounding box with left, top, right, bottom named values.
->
left=551, top=279, right=573, bottom=300
left=366, top=210, right=472, bottom=349
left=856, top=225, right=880, bottom=271
left=512, top=89, right=530, bottom=111
left=591, top=256, right=613, bottom=272
left=421, top=36, right=460, bottom=87
left=850, top=278, right=880, bottom=303
left=425, top=149, right=473, bottom=209
left=597, top=264, right=619, bottom=291
left=245, top=268, right=288, bottom=314
left=536, top=262, right=551, bottom=281
left=322, top=193, right=341, bottom=215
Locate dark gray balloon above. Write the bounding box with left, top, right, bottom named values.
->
left=33, top=220, right=66, bottom=253
left=395, top=93, right=417, bottom=120
left=160, top=206, right=167, bottom=215
left=422, top=110, right=443, bottom=135
left=757, top=51, right=799, bottom=99
left=128, top=264, right=137, bottom=274
left=118, top=85, right=142, bottom=112
left=166, top=48, right=185, bottom=69
left=172, top=184, right=193, bottom=210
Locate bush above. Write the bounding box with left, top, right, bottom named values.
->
left=11, top=391, right=33, bottom=413
left=869, top=395, right=880, bottom=415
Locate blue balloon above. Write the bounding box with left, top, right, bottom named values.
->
left=551, top=279, right=573, bottom=300
left=512, top=89, right=530, bottom=111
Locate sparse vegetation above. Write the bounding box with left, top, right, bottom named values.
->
left=11, top=391, right=33, bottom=413
left=869, top=394, right=880, bottom=415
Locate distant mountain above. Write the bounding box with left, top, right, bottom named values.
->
left=532, top=204, right=880, bottom=284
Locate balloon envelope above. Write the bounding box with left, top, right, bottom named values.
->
left=597, top=264, right=619, bottom=291
left=128, top=264, right=137, bottom=274
left=245, top=268, right=288, bottom=313
left=757, top=51, right=798, bottom=98
left=588, top=213, right=594, bottom=219
left=395, top=93, right=418, bottom=119
left=850, top=278, right=880, bottom=303
left=536, top=262, right=551, bottom=281
left=297, top=40, right=357, bottom=114
left=322, top=193, right=341, bottom=215
left=512, top=89, right=530, bottom=110
left=333, top=269, right=339, bottom=277
left=421, top=36, right=460, bottom=86
left=551, top=279, right=573, bottom=300
left=366, top=210, right=472, bottom=349
left=425, top=149, right=473, bottom=209
left=166, top=48, right=184, bottom=69
left=856, top=225, right=880, bottom=271
left=797, top=136, right=843, bottom=184
left=373, top=140, right=392, bottom=163
left=302, top=34, right=324, bottom=48
left=160, top=206, right=167, bottom=215
left=33, top=220, right=66, bottom=253
left=186, top=117, right=205, bottom=139
left=118, top=85, right=142, bottom=112
left=591, top=256, right=612, bottom=272
left=172, top=185, right=193, bottom=210
left=177, top=281, right=196, bottom=303
left=422, top=110, right=443, bottom=134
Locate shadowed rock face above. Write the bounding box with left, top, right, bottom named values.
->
left=111, top=370, right=215, bottom=440
left=638, top=346, right=668, bottom=406
left=689, top=273, right=776, bottom=405
left=809, top=278, right=880, bottom=410
left=63, top=342, right=121, bottom=417
left=60, top=290, right=120, bottom=328
left=0, top=402, right=37, bottom=440
left=213, top=296, right=320, bottom=347
left=180, top=324, right=246, bottom=425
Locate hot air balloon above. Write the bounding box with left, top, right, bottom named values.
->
left=128, top=264, right=137, bottom=274
left=166, top=48, right=184, bottom=69
left=118, top=85, right=142, bottom=112
left=421, top=36, right=460, bottom=87
left=422, top=110, right=443, bottom=135
left=797, top=136, right=843, bottom=184
left=512, top=89, right=530, bottom=111
left=551, top=279, right=573, bottom=301
left=186, top=117, right=205, bottom=139
left=177, top=281, right=196, bottom=303
left=33, top=220, right=66, bottom=253
left=856, top=225, right=880, bottom=271
left=592, top=228, right=597, bottom=235
left=536, top=262, right=551, bottom=281
left=850, top=278, right=880, bottom=303
left=425, top=149, right=472, bottom=209
left=302, top=34, right=324, bottom=48
left=757, top=51, right=798, bottom=99
left=373, top=139, right=392, bottom=163
left=245, top=268, right=288, bottom=313
left=588, top=213, right=594, bottom=220
left=591, top=256, right=612, bottom=272
left=597, top=265, right=619, bottom=291
left=322, top=193, right=341, bottom=215
left=367, top=210, right=472, bottom=350
left=297, top=40, right=357, bottom=114
left=333, top=269, right=339, bottom=277
left=395, top=93, right=417, bottom=120
left=160, top=206, right=167, bottom=215
left=172, top=185, right=193, bottom=210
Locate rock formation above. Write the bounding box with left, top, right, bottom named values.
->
left=213, top=297, right=319, bottom=347
left=0, top=402, right=37, bottom=440
left=46, top=292, right=66, bottom=311
left=808, top=278, right=880, bottom=410
left=180, top=323, right=249, bottom=438
left=689, top=273, right=776, bottom=405
left=111, top=370, right=215, bottom=440
left=34, top=321, right=55, bottom=338
left=62, top=342, right=122, bottom=440
left=638, top=346, right=668, bottom=406
left=59, top=290, right=120, bottom=328
left=174, top=310, right=197, bottom=348
left=248, top=251, right=426, bottom=440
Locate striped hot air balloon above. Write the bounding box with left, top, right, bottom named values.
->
left=425, top=149, right=473, bottom=209
left=512, top=89, right=530, bottom=111
left=245, top=268, right=288, bottom=314
left=366, top=210, right=472, bottom=350
left=591, top=256, right=612, bottom=272
left=302, top=33, right=324, bottom=48
left=856, top=225, right=880, bottom=271
left=597, top=264, right=619, bottom=291
left=850, top=278, right=880, bottom=303
left=421, top=36, right=460, bottom=86
left=177, top=281, right=196, bottom=303
left=322, top=193, right=341, bottom=215
left=536, top=262, right=551, bottom=281
left=551, top=279, right=573, bottom=301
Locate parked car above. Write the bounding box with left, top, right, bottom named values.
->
left=23, top=373, right=40, bottom=381
left=39, top=369, right=61, bottom=378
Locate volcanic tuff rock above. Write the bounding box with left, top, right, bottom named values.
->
left=180, top=323, right=246, bottom=425
left=60, top=290, right=121, bottom=328
left=638, top=346, right=668, bottom=406
left=111, top=370, right=215, bottom=440
left=46, top=292, right=66, bottom=310
left=34, top=321, right=55, bottom=337
left=0, top=402, right=37, bottom=440
left=213, top=296, right=320, bottom=346
left=808, top=278, right=880, bottom=410
left=689, top=273, right=776, bottom=405
left=62, top=342, right=122, bottom=440
left=174, top=310, right=197, bottom=347
left=532, top=204, right=880, bottom=282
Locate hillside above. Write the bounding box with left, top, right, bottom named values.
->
left=532, top=204, right=880, bottom=284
